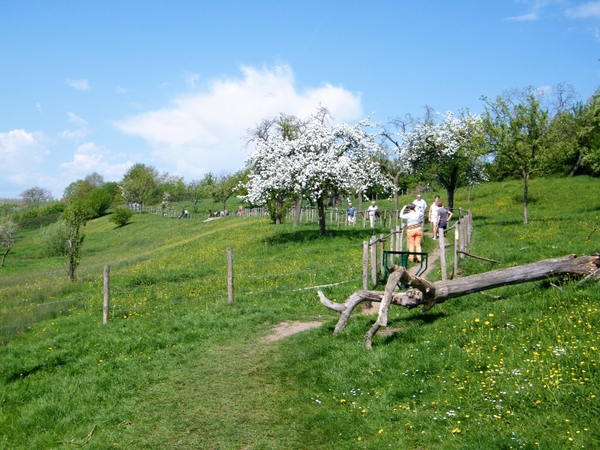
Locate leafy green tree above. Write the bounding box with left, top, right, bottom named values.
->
left=212, top=171, right=244, bottom=212
left=0, top=218, right=19, bottom=267
left=159, top=173, right=186, bottom=202
left=119, top=164, right=159, bottom=213
left=546, top=90, right=600, bottom=177
left=187, top=173, right=216, bottom=213
left=63, top=203, right=91, bottom=281
left=482, top=89, right=550, bottom=225
left=65, top=180, right=113, bottom=219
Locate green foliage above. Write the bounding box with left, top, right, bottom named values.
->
left=119, top=163, right=160, bottom=209
left=109, top=208, right=134, bottom=227
left=1, top=176, right=599, bottom=448
left=39, top=220, right=69, bottom=257
left=212, top=171, right=244, bottom=210
left=62, top=204, right=90, bottom=281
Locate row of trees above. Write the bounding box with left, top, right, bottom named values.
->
left=242, top=84, right=600, bottom=233
left=3, top=83, right=599, bottom=271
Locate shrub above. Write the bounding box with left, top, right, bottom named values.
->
left=109, top=208, right=133, bottom=227
left=39, top=201, right=65, bottom=216
left=40, top=220, right=69, bottom=257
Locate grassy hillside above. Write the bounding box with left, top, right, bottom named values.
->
left=1, top=177, right=599, bottom=449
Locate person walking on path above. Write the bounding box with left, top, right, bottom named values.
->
left=413, top=194, right=427, bottom=230
left=400, top=203, right=423, bottom=262
left=347, top=202, right=356, bottom=225
left=367, top=201, right=379, bottom=228
left=436, top=201, right=453, bottom=237
left=429, top=195, right=441, bottom=239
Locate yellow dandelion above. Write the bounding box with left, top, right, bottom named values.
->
left=451, top=428, right=461, bottom=434
left=378, top=429, right=384, bottom=434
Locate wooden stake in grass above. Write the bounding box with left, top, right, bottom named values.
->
left=103, top=265, right=110, bottom=324
left=227, top=247, right=234, bottom=305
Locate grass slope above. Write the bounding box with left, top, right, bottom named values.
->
left=1, top=177, right=599, bottom=449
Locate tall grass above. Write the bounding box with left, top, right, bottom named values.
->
left=1, top=176, right=599, bottom=449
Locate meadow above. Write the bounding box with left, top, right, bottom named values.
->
left=1, top=177, right=599, bottom=449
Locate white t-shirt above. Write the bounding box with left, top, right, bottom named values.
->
left=367, top=205, right=378, bottom=217
left=413, top=198, right=427, bottom=214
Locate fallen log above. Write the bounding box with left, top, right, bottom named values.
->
left=318, top=253, right=600, bottom=340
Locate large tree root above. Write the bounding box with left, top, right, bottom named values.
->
left=318, top=253, right=600, bottom=346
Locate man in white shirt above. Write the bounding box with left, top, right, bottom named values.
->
left=367, top=201, right=378, bottom=228
left=413, top=194, right=427, bottom=230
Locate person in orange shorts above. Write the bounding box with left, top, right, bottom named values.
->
left=400, top=203, right=423, bottom=262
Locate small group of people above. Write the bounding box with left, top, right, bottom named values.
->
left=346, top=201, right=380, bottom=228
left=345, top=194, right=452, bottom=264
left=400, top=194, right=452, bottom=262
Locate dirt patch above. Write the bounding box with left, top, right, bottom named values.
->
left=261, top=321, right=323, bottom=342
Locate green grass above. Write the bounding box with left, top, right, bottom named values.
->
left=1, top=176, right=600, bottom=449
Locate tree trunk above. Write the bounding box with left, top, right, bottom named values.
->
left=392, top=170, right=402, bottom=214
left=569, top=152, right=582, bottom=177
left=358, top=191, right=363, bottom=213
left=317, top=195, right=326, bottom=236
left=319, top=253, right=600, bottom=339
left=293, top=197, right=302, bottom=227
left=1, top=248, right=9, bottom=267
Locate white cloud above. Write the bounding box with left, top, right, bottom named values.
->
left=113, top=64, right=363, bottom=180
left=116, top=85, right=127, bottom=94
left=565, top=1, right=600, bottom=19
left=0, top=129, right=51, bottom=197
left=59, top=142, right=132, bottom=182
left=66, top=78, right=90, bottom=91
left=59, top=112, right=91, bottom=140
left=506, top=12, right=540, bottom=21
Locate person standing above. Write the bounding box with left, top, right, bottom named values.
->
left=436, top=201, right=453, bottom=237
left=428, top=195, right=441, bottom=239
left=413, top=194, right=427, bottom=230
left=367, top=201, right=378, bottom=228
left=400, top=203, right=423, bottom=262
left=347, top=202, right=356, bottom=226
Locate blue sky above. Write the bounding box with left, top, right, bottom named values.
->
left=1, top=0, right=599, bottom=199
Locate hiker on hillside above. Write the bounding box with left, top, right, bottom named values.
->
left=347, top=202, right=356, bottom=225
left=367, top=201, right=379, bottom=228
left=413, top=194, right=427, bottom=230
left=400, top=203, right=423, bottom=262
left=429, top=195, right=441, bottom=239
left=436, top=201, right=453, bottom=237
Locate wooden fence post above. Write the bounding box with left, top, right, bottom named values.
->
left=380, top=234, right=385, bottom=277
left=227, top=247, right=234, bottom=305
left=439, top=230, right=447, bottom=281
left=103, top=265, right=110, bottom=324
left=453, top=224, right=459, bottom=279
left=370, top=236, right=377, bottom=286
left=363, top=241, right=369, bottom=290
